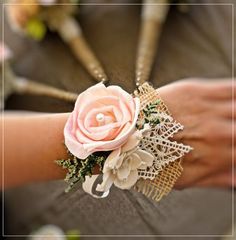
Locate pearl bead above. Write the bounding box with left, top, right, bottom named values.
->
left=96, top=113, right=105, bottom=122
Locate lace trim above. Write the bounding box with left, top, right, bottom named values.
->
left=133, top=82, right=192, bottom=201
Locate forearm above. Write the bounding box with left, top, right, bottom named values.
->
left=1, top=112, right=70, bottom=189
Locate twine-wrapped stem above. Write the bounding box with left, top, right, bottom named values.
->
left=136, top=19, right=162, bottom=86
left=68, top=36, right=108, bottom=83
left=14, top=77, right=78, bottom=102
left=135, top=0, right=169, bottom=86
left=55, top=16, right=108, bottom=83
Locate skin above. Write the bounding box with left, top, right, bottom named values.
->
left=0, top=79, right=235, bottom=189
left=159, top=79, right=235, bottom=189
left=1, top=113, right=69, bottom=188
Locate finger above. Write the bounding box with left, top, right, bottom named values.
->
left=208, top=101, right=236, bottom=119
left=191, top=169, right=235, bottom=188
left=203, top=80, right=235, bottom=100
left=175, top=151, right=235, bottom=189
left=182, top=145, right=234, bottom=173
left=174, top=119, right=235, bottom=146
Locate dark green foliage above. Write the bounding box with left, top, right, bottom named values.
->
left=55, top=150, right=109, bottom=192
left=137, top=100, right=161, bottom=128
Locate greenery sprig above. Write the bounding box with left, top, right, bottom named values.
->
left=137, top=100, right=161, bottom=128
left=55, top=148, right=109, bottom=192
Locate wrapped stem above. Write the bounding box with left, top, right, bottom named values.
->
left=56, top=16, right=108, bottom=83
left=69, top=36, right=108, bottom=83
left=136, top=0, right=169, bottom=86
left=1, top=53, right=78, bottom=108
left=14, top=77, right=78, bottom=102
left=6, top=2, right=108, bottom=83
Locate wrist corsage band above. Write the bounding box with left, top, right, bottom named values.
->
left=56, top=82, right=192, bottom=201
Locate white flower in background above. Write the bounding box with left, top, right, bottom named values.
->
left=29, top=225, right=66, bottom=240
left=39, top=0, right=57, bottom=6
left=96, top=130, right=154, bottom=192
left=39, top=0, right=78, bottom=5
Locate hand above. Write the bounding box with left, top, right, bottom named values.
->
left=158, top=79, right=235, bottom=189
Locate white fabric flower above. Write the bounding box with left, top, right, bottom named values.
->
left=96, top=130, right=154, bottom=191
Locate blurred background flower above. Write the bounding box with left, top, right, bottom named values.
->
left=29, top=224, right=80, bottom=240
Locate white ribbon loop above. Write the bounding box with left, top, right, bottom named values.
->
left=82, top=174, right=110, bottom=199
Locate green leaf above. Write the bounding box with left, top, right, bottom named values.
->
left=66, top=229, right=80, bottom=240
left=55, top=150, right=108, bottom=192
left=26, top=18, right=46, bottom=41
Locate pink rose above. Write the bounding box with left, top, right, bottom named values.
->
left=64, top=83, right=140, bottom=159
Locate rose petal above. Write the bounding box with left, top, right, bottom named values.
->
left=114, top=170, right=139, bottom=189
left=107, top=85, right=136, bottom=117
left=75, top=83, right=109, bottom=111
left=114, top=122, right=132, bottom=139
left=78, top=96, right=120, bottom=120
left=79, top=97, right=118, bottom=126
left=64, top=114, right=90, bottom=159
left=75, top=129, right=94, bottom=144
left=78, top=105, right=121, bottom=141
left=83, top=97, right=140, bottom=153
left=118, top=99, right=132, bottom=123
left=64, top=83, right=141, bottom=159
left=84, top=106, right=114, bottom=128
left=112, top=105, right=123, bottom=122
left=79, top=100, right=125, bottom=141
left=76, top=126, right=121, bottom=144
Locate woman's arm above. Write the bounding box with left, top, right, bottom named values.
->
left=1, top=113, right=70, bottom=189
left=1, top=79, right=235, bottom=190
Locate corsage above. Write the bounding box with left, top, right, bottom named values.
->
left=56, top=82, right=192, bottom=201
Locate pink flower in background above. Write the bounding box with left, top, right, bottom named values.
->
left=0, top=43, right=12, bottom=63
left=64, top=83, right=140, bottom=159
